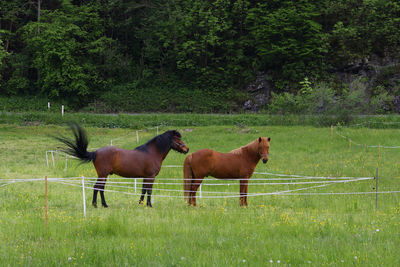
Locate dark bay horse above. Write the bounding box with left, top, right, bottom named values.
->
left=183, top=137, right=270, bottom=206
left=55, top=123, right=189, bottom=208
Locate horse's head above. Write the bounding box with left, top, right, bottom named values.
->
left=257, top=137, right=271, bottom=164
left=171, top=130, right=189, bottom=154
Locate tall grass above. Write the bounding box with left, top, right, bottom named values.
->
left=4, top=111, right=400, bottom=128
left=0, top=123, right=399, bottom=265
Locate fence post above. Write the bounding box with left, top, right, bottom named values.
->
left=199, top=184, right=202, bottom=198
left=51, top=151, right=55, bottom=168
left=134, top=178, right=137, bottom=193
left=378, top=143, right=381, bottom=159
left=82, top=176, right=86, bottom=218
left=375, top=167, right=379, bottom=211
left=45, top=176, right=48, bottom=230
left=61, top=105, right=64, bottom=116
left=65, top=154, right=68, bottom=175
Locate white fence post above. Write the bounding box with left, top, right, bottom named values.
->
left=51, top=151, right=55, bottom=168
left=134, top=178, right=137, bottom=193
left=81, top=176, right=86, bottom=218
left=64, top=154, right=68, bottom=175
left=46, top=152, right=49, bottom=168
left=61, top=105, right=64, bottom=116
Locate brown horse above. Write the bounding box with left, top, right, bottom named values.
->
left=183, top=137, right=270, bottom=206
left=55, top=123, right=189, bottom=208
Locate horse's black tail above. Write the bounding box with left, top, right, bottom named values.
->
left=54, top=123, right=96, bottom=163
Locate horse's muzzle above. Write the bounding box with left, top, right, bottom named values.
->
left=262, top=158, right=268, bottom=164
left=180, top=146, right=189, bottom=154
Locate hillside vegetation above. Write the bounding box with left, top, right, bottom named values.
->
left=1, top=0, right=400, bottom=113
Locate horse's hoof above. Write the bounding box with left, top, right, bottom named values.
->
left=92, top=202, right=98, bottom=208
left=102, top=204, right=109, bottom=208
left=139, top=200, right=143, bottom=205
left=147, top=203, right=153, bottom=208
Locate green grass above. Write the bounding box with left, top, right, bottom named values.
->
left=4, top=111, right=400, bottom=129
left=0, top=122, right=400, bottom=266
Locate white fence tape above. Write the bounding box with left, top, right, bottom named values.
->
left=53, top=177, right=389, bottom=199
left=0, top=175, right=381, bottom=198
left=334, top=125, right=400, bottom=149
left=59, top=178, right=373, bottom=198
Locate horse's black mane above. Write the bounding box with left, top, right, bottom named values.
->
left=135, top=130, right=181, bottom=153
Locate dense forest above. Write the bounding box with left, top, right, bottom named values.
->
left=1, top=0, right=400, bottom=113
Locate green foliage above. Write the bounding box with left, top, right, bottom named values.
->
left=96, top=81, right=246, bottom=113
left=299, top=77, right=313, bottom=95
left=0, top=39, right=7, bottom=69
left=18, top=1, right=116, bottom=105
left=268, top=78, right=382, bottom=118
left=247, top=1, right=328, bottom=89
left=0, top=96, right=61, bottom=112
left=1, top=0, right=400, bottom=113
left=0, top=39, right=8, bottom=84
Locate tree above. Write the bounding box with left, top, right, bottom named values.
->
left=247, top=0, right=328, bottom=90
left=21, top=1, right=114, bottom=105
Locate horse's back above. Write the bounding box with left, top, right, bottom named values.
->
left=190, top=149, right=245, bottom=178
left=94, top=146, right=159, bottom=177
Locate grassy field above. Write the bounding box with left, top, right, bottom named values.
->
left=0, top=120, right=399, bottom=266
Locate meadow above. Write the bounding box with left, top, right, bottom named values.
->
left=0, top=117, right=399, bottom=266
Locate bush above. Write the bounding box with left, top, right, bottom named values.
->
left=97, top=82, right=244, bottom=113
left=0, top=96, right=65, bottom=112
left=268, top=82, right=336, bottom=115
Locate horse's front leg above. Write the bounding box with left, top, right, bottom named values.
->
left=139, top=178, right=155, bottom=207
left=239, top=178, right=249, bottom=206
left=139, top=184, right=146, bottom=205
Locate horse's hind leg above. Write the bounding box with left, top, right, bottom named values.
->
left=145, top=177, right=155, bottom=207
left=189, top=177, right=204, bottom=206
left=92, top=189, right=99, bottom=208
left=239, top=178, right=249, bottom=206
left=93, top=176, right=108, bottom=208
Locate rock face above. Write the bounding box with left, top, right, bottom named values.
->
left=242, top=72, right=273, bottom=111
left=243, top=54, right=400, bottom=112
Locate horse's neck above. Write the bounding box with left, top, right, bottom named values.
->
left=148, top=144, right=171, bottom=162
left=230, top=141, right=260, bottom=163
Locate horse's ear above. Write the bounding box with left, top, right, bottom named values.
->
left=258, top=137, right=262, bottom=143
left=173, top=130, right=181, bottom=138
left=268, top=137, right=271, bottom=141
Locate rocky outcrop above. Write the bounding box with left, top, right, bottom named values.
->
left=243, top=54, right=400, bottom=112
left=242, top=72, right=273, bottom=111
